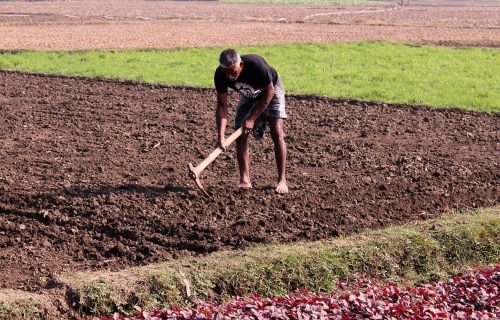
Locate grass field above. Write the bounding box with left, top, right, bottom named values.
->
left=0, top=42, right=498, bottom=112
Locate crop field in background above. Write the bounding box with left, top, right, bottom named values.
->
left=1, top=0, right=499, bottom=50
left=0, top=0, right=498, bottom=319
left=221, top=0, right=381, bottom=4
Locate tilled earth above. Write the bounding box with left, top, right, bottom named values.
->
left=0, top=0, right=499, bottom=50
left=0, top=71, right=498, bottom=291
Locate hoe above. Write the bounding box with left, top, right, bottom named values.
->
left=188, top=127, right=243, bottom=197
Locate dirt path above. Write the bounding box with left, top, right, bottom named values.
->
left=0, top=71, right=498, bottom=291
left=0, top=0, right=499, bottom=50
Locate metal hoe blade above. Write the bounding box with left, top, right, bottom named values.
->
left=188, top=162, right=210, bottom=197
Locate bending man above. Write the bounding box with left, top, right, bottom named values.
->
left=214, top=48, right=288, bottom=194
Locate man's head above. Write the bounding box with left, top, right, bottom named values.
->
left=219, top=49, right=243, bottom=81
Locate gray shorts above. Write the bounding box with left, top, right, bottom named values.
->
left=234, top=76, right=287, bottom=130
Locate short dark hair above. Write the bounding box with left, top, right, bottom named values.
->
left=219, top=49, right=241, bottom=68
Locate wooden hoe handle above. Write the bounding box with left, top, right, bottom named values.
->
left=188, top=127, right=243, bottom=196
left=191, top=127, right=243, bottom=176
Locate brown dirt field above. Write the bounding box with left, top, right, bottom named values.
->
left=0, top=0, right=499, bottom=50
left=0, top=71, right=498, bottom=291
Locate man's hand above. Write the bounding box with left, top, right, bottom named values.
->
left=242, top=82, right=273, bottom=136
left=217, top=137, right=226, bottom=151
left=243, top=118, right=255, bottom=135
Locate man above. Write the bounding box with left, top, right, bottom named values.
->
left=214, top=48, right=288, bottom=194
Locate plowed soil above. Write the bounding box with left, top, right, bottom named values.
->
left=0, top=71, right=498, bottom=291
left=0, top=0, right=499, bottom=50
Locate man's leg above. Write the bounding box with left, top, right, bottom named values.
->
left=269, top=117, right=288, bottom=193
left=234, top=96, right=254, bottom=189
left=236, top=133, right=252, bottom=188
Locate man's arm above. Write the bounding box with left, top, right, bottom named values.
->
left=216, top=92, right=229, bottom=149
left=243, top=82, right=274, bottom=131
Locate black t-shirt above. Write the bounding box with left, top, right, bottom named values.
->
left=214, top=54, right=278, bottom=99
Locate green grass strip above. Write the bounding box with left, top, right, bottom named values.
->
left=0, top=300, right=41, bottom=320
left=0, top=42, right=498, bottom=112
left=66, top=207, right=499, bottom=317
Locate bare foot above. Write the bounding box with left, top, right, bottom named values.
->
left=236, top=182, right=252, bottom=190
left=275, top=181, right=288, bottom=194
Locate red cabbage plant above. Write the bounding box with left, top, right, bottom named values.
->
left=104, top=266, right=499, bottom=320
